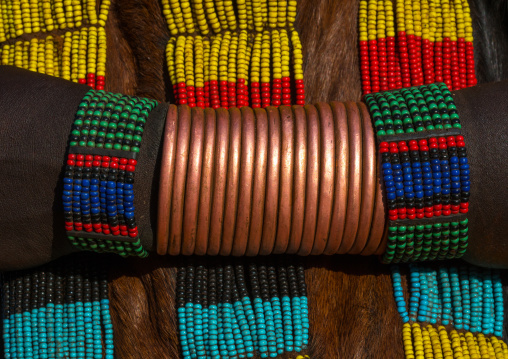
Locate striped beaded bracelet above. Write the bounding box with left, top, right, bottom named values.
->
left=62, top=89, right=158, bottom=258
left=365, top=83, right=470, bottom=264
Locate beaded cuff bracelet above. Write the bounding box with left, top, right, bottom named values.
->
left=366, top=83, right=470, bottom=263
left=62, top=89, right=158, bottom=257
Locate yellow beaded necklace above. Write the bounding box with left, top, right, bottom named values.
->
left=163, top=0, right=306, bottom=108
left=0, top=0, right=111, bottom=90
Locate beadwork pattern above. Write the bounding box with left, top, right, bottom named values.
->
left=382, top=220, right=468, bottom=264
left=63, top=89, right=158, bottom=257
left=391, top=264, right=507, bottom=359
left=0, top=0, right=110, bottom=89
left=358, top=0, right=476, bottom=95
left=365, top=82, right=470, bottom=263
left=380, top=136, right=470, bottom=221
left=176, top=261, right=310, bottom=359
left=365, top=83, right=461, bottom=137
left=402, top=322, right=508, bottom=359
left=1, top=255, right=114, bottom=359
left=163, top=0, right=305, bottom=108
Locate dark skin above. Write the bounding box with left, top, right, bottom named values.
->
left=0, top=65, right=507, bottom=271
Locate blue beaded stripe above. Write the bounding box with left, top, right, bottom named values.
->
left=390, top=264, right=504, bottom=337
left=1, top=258, right=115, bottom=359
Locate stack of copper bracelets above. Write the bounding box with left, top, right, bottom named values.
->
left=365, top=83, right=470, bottom=264
left=157, top=103, right=387, bottom=256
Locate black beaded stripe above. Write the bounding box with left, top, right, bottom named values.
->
left=68, top=146, right=138, bottom=159
left=0, top=256, right=108, bottom=311
left=176, top=261, right=308, bottom=309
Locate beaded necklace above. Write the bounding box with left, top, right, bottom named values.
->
left=0, top=0, right=110, bottom=89
left=1, top=255, right=114, bottom=359
left=163, top=0, right=306, bottom=108
left=391, top=264, right=507, bottom=359
left=176, top=261, right=310, bottom=359
left=359, top=0, right=476, bottom=95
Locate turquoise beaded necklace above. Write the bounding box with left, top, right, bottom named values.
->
left=391, top=263, right=504, bottom=337
left=1, top=255, right=114, bottom=359
left=176, top=261, right=309, bottom=359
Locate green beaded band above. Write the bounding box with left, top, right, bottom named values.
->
left=381, top=219, right=469, bottom=264
left=366, top=82, right=471, bottom=264
left=366, top=83, right=461, bottom=140
left=63, top=89, right=158, bottom=258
